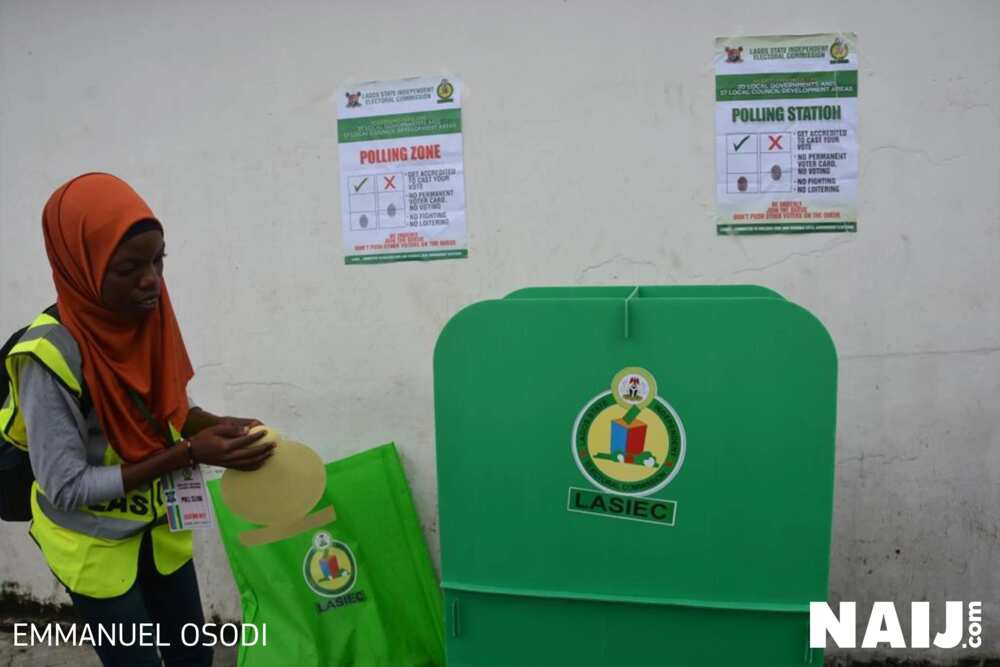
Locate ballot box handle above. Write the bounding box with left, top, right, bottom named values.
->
left=450, top=599, right=461, bottom=638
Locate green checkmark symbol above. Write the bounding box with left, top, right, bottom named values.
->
left=353, top=177, right=368, bottom=192
left=733, top=135, right=751, bottom=152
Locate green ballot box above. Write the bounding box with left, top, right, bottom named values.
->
left=433, top=286, right=837, bottom=666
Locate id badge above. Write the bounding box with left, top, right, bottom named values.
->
left=163, top=465, right=214, bottom=531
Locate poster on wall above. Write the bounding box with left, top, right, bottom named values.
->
left=337, top=76, right=467, bottom=264
left=714, top=33, right=858, bottom=235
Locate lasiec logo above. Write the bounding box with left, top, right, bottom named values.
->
left=303, top=531, right=356, bottom=597
left=811, top=601, right=984, bottom=649
left=303, top=531, right=367, bottom=613
left=568, top=367, right=685, bottom=526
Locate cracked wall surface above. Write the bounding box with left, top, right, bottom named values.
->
left=0, top=1, right=997, bottom=663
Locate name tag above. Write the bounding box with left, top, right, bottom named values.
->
left=162, top=465, right=213, bottom=531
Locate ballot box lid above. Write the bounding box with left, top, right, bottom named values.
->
left=505, top=284, right=785, bottom=300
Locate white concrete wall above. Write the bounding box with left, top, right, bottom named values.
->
left=1, top=0, right=997, bottom=661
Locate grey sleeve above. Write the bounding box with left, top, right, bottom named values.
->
left=19, top=358, right=124, bottom=511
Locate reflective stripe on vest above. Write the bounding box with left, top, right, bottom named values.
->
left=34, top=470, right=171, bottom=540
left=30, top=484, right=193, bottom=598
left=6, top=312, right=192, bottom=597
left=2, top=314, right=81, bottom=450
left=0, top=395, right=14, bottom=447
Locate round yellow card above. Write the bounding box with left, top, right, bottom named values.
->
left=220, top=439, right=326, bottom=525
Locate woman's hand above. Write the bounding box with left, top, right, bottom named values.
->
left=122, top=419, right=274, bottom=492
left=188, top=423, right=274, bottom=471
left=216, top=416, right=263, bottom=431
left=183, top=408, right=263, bottom=438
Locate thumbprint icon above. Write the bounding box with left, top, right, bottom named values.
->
left=737, top=176, right=748, bottom=192
left=771, top=165, right=782, bottom=181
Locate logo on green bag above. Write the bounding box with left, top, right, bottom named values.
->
left=567, top=368, right=685, bottom=526
left=303, top=531, right=358, bottom=597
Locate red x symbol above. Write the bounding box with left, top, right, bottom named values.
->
left=768, top=135, right=782, bottom=150
left=383, top=176, right=396, bottom=190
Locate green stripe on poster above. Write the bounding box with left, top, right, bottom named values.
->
left=716, top=70, right=858, bottom=101
left=717, top=222, right=857, bottom=234
left=338, top=109, right=462, bottom=143
left=344, top=249, right=468, bottom=264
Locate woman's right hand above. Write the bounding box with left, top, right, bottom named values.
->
left=188, top=423, right=275, bottom=471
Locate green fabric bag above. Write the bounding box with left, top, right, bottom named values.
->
left=208, top=442, right=445, bottom=667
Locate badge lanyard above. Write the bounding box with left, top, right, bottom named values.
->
left=128, top=389, right=213, bottom=531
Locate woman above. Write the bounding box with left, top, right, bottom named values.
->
left=7, top=173, right=274, bottom=666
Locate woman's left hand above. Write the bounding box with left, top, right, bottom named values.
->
left=182, top=407, right=264, bottom=438
left=216, top=416, right=263, bottom=433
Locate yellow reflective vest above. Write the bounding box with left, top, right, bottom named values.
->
left=0, top=311, right=192, bottom=598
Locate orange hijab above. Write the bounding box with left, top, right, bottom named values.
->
left=42, top=173, right=193, bottom=463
